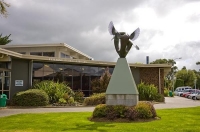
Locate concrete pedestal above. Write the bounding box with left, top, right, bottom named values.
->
left=106, top=58, right=139, bottom=106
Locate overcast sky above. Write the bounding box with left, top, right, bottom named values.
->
left=1, top=0, right=200, bottom=70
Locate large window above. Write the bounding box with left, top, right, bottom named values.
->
left=32, top=62, right=113, bottom=96
left=30, top=52, right=55, bottom=57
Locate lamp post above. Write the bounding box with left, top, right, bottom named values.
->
left=172, top=57, right=182, bottom=92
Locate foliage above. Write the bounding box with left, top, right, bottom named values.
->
left=11, top=89, right=49, bottom=106
left=192, top=69, right=200, bottom=89
left=91, top=68, right=111, bottom=93
left=164, top=88, right=169, bottom=97
left=83, top=93, right=105, bottom=106
left=74, top=89, right=85, bottom=103
left=32, top=80, right=74, bottom=103
left=137, top=82, right=158, bottom=101
left=174, top=79, right=184, bottom=89
left=154, top=93, right=165, bottom=102
left=0, top=0, right=10, bottom=17
left=92, top=102, right=156, bottom=120
left=58, top=98, right=66, bottom=104
left=176, top=69, right=196, bottom=87
left=0, top=34, right=12, bottom=45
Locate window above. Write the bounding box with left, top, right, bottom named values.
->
left=43, top=52, right=55, bottom=57
left=60, top=53, right=72, bottom=58
left=30, top=52, right=42, bottom=56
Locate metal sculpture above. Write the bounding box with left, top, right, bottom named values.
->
left=108, top=21, right=140, bottom=58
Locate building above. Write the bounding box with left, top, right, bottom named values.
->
left=0, top=43, right=171, bottom=99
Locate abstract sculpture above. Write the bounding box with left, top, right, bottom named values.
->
left=106, top=21, right=140, bottom=106
left=108, top=21, right=140, bottom=58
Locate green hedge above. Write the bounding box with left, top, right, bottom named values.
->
left=84, top=93, right=105, bottom=106
left=11, top=89, right=49, bottom=106
left=92, top=101, right=157, bottom=120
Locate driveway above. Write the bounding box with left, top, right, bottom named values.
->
left=0, top=96, right=200, bottom=118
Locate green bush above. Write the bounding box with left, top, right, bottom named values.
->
left=154, top=93, right=165, bottom=102
left=137, top=82, right=158, bottom=101
left=11, top=89, right=49, bottom=106
left=135, top=102, right=154, bottom=119
left=32, top=80, right=74, bottom=103
left=84, top=93, right=105, bottom=106
left=164, top=88, right=169, bottom=97
left=74, top=90, right=85, bottom=103
left=92, top=102, right=157, bottom=121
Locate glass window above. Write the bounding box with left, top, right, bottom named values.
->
left=30, top=52, right=42, bottom=56
left=43, top=52, right=55, bottom=57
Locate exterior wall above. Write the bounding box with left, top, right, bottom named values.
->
left=10, top=59, right=32, bottom=98
left=130, top=67, right=140, bottom=85
left=139, top=67, right=164, bottom=94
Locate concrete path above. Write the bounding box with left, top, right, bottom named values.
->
left=0, top=96, right=200, bottom=118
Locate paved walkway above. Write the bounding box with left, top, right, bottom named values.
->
left=1, top=96, right=200, bottom=118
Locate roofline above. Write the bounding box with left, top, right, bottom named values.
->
left=0, top=48, right=172, bottom=68
left=0, top=48, right=22, bottom=58
left=0, top=43, right=93, bottom=60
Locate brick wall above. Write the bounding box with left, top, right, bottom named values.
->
left=139, top=67, right=164, bottom=94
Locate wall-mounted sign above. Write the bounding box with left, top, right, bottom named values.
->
left=15, top=80, right=23, bottom=86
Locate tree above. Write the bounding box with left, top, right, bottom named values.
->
left=91, top=68, right=111, bottom=93
left=150, top=58, right=178, bottom=89
left=0, top=0, right=10, bottom=17
left=196, top=62, right=200, bottom=65
left=176, top=69, right=196, bottom=87
left=0, top=34, right=12, bottom=45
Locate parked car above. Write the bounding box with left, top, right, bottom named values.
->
left=187, top=92, right=199, bottom=100
left=190, top=91, right=200, bottom=100
left=174, top=86, right=192, bottom=96
left=181, top=89, right=197, bottom=97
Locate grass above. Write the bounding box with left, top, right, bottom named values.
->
left=1, top=107, right=200, bottom=132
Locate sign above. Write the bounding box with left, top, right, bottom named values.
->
left=15, top=80, right=23, bottom=86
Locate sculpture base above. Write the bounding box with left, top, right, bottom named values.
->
left=106, top=94, right=138, bottom=106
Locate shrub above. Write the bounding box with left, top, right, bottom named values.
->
left=32, top=80, right=74, bottom=103
left=164, top=88, right=169, bottom=97
left=91, top=68, right=111, bottom=93
left=154, top=93, right=165, bottom=102
left=137, top=82, right=158, bottom=101
left=74, top=90, right=85, bottom=103
left=92, top=104, right=107, bottom=118
left=92, top=102, right=157, bottom=121
left=84, top=93, right=105, bottom=106
left=11, top=89, right=49, bottom=106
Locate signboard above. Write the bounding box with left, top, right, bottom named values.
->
left=15, top=80, right=23, bottom=86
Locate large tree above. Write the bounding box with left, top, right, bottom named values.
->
left=176, top=69, right=196, bottom=87
left=0, top=0, right=10, bottom=17
left=0, top=34, right=12, bottom=45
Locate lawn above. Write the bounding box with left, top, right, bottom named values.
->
left=1, top=107, right=200, bottom=132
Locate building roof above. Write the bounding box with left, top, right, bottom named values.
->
left=0, top=43, right=93, bottom=60
left=0, top=43, right=172, bottom=76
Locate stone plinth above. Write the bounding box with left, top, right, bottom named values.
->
left=106, top=94, right=138, bottom=106
left=106, top=58, right=139, bottom=106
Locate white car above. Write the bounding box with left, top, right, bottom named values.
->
left=187, top=93, right=198, bottom=100
left=174, top=86, right=192, bottom=96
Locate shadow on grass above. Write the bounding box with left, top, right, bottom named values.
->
left=62, top=122, right=115, bottom=132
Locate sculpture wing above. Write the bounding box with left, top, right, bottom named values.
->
left=135, top=45, right=140, bottom=50
left=108, top=21, right=118, bottom=35
left=129, top=27, right=140, bottom=41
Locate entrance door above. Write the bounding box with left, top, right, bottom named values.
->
left=0, top=69, right=11, bottom=99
